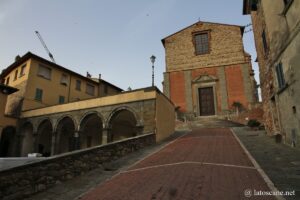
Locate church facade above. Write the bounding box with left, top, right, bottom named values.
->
left=162, top=21, right=258, bottom=118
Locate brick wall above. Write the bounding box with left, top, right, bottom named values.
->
left=225, top=65, right=248, bottom=109
left=169, top=71, right=186, bottom=112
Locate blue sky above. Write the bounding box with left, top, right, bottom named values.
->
left=0, top=0, right=259, bottom=94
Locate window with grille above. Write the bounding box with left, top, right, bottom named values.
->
left=35, top=88, right=43, bottom=101
left=275, top=62, right=286, bottom=89
left=37, top=64, right=51, bottom=80
left=194, top=32, right=209, bottom=55
left=86, top=83, right=95, bottom=96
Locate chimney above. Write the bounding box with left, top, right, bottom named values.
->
left=86, top=72, right=91, bottom=78
left=15, top=55, right=21, bottom=62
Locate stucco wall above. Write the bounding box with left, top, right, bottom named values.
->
left=0, top=92, right=16, bottom=131
left=23, top=59, right=99, bottom=111
left=249, top=0, right=300, bottom=145
left=155, top=92, right=175, bottom=142
left=4, top=59, right=31, bottom=116
left=276, top=32, right=300, bottom=146
left=98, top=81, right=121, bottom=97
left=21, top=89, right=156, bottom=118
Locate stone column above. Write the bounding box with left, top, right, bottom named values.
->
left=74, top=131, right=80, bottom=150
left=50, top=132, right=56, bottom=156
left=241, top=64, right=254, bottom=106
left=32, top=132, right=38, bottom=153
left=102, top=128, right=109, bottom=145
left=135, top=125, right=144, bottom=136
left=217, top=66, right=229, bottom=113
left=184, top=70, right=193, bottom=118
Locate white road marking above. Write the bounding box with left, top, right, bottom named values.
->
left=230, top=128, right=285, bottom=200
left=121, top=161, right=256, bottom=174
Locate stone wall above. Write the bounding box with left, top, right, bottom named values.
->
left=163, top=22, right=246, bottom=72
left=0, top=133, right=155, bottom=200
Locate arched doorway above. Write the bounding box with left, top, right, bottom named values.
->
left=0, top=126, right=16, bottom=157
left=80, top=113, right=103, bottom=149
left=108, top=109, right=137, bottom=142
left=37, top=120, right=53, bottom=157
left=20, top=122, right=34, bottom=157
left=55, top=117, right=75, bottom=154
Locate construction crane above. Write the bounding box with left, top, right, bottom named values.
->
left=35, top=31, right=56, bottom=63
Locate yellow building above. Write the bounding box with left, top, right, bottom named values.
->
left=0, top=84, right=18, bottom=157
left=0, top=52, right=176, bottom=158
left=0, top=52, right=122, bottom=117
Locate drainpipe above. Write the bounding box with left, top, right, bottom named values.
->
left=98, top=74, right=101, bottom=97
left=68, top=75, right=72, bottom=102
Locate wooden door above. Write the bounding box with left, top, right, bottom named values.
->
left=198, top=87, right=215, bottom=116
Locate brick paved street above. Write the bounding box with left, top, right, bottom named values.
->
left=80, top=128, right=276, bottom=200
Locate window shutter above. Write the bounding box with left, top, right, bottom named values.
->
left=60, top=74, right=68, bottom=85
left=38, top=65, right=51, bottom=79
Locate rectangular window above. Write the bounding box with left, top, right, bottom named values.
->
left=14, top=70, right=18, bottom=80
left=37, top=64, right=51, bottom=80
left=275, top=62, right=286, bottom=89
left=60, top=74, right=68, bottom=86
left=59, top=95, right=65, bottom=104
left=6, top=77, right=10, bottom=85
left=282, top=0, right=293, bottom=14
left=20, top=64, right=26, bottom=77
left=194, top=32, right=209, bottom=55
left=86, top=83, right=95, bottom=96
left=262, top=30, right=268, bottom=54
left=104, top=84, right=108, bottom=94
left=283, top=0, right=292, bottom=5
left=35, top=88, right=43, bottom=101
left=76, top=80, right=81, bottom=91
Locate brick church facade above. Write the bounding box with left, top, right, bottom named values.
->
left=162, top=21, right=258, bottom=118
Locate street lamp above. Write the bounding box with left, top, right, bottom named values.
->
left=150, top=55, right=156, bottom=86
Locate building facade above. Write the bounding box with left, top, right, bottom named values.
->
left=0, top=84, right=18, bottom=157
left=243, top=0, right=300, bottom=147
left=0, top=53, right=175, bottom=157
left=0, top=52, right=122, bottom=117
left=162, top=21, right=257, bottom=118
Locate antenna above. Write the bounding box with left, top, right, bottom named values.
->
left=35, top=31, right=56, bottom=63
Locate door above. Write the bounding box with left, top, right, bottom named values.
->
left=198, top=87, right=215, bottom=116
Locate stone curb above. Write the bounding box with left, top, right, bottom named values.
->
left=230, top=128, right=286, bottom=200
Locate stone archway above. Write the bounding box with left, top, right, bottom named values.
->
left=37, top=119, right=53, bottom=157
left=0, top=126, right=16, bottom=157
left=55, top=117, right=76, bottom=154
left=20, top=122, right=34, bottom=157
left=108, top=108, right=137, bottom=142
left=79, top=113, right=103, bottom=149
